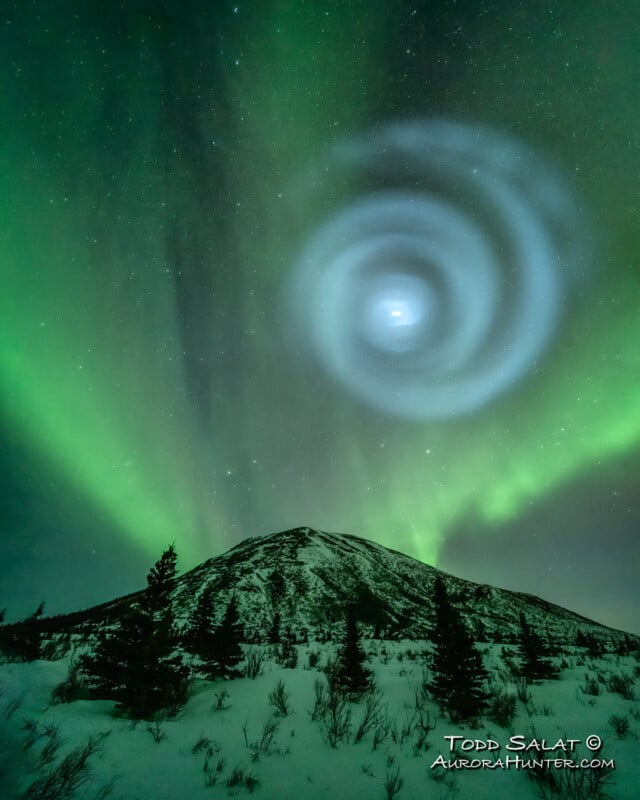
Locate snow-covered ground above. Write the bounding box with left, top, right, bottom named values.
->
left=1, top=642, right=638, bottom=800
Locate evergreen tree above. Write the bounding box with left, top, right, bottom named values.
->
left=268, top=611, right=281, bottom=645
left=184, top=585, right=218, bottom=679
left=335, top=603, right=373, bottom=697
left=187, top=585, right=215, bottom=647
left=83, top=544, right=190, bottom=718
left=86, top=605, right=153, bottom=711
left=19, top=602, right=46, bottom=661
left=0, top=602, right=45, bottom=662
left=430, top=577, right=488, bottom=722
left=517, top=613, right=557, bottom=680
left=212, top=596, right=243, bottom=678
left=25, top=601, right=46, bottom=661
left=144, top=544, right=178, bottom=616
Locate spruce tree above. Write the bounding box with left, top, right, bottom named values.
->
left=268, top=611, right=281, bottom=645
left=0, top=607, right=5, bottom=659
left=19, top=602, right=45, bottom=662
left=517, top=612, right=557, bottom=680
left=144, top=544, right=178, bottom=616
left=185, top=585, right=217, bottom=679
left=212, top=596, right=243, bottom=678
left=335, top=603, right=373, bottom=697
left=430, top=577, right=487, bottom=722
left=87, top=605, right=154, bottom=712
left=83, top=544, right=190, bottom=717
left=0, top=603, right=45, bottom=662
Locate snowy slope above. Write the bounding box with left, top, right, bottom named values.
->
left=51, top=527, right=635, bottom=650
left=1, top=527, right=639, bottom=800
left=1, top=642, right=639, bottom=800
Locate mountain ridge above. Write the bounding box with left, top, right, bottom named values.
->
left=20, top=527, right=636, bottom=648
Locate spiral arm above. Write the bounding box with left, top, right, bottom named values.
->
left=288, top=120, right=588, bottom=419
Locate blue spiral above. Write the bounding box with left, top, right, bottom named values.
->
left=288, top=119, right=589, bottom=419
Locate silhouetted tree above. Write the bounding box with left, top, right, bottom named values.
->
left=19, top=602, right=46, bottom=661
left=517, top=613, right=557, bottom=680
left=186, top=585, right=214, bottom=646
left=0, top=602, right=45, bottom=662
left=334, top=603, right=373, bottom=697
left=212, top=595, right=243, bottom=678
left=83, top=544, right=190, bottom=717
left=144, top=544, right=178, bottom=614
left=184, top=585, right=218, bottom=679
left=430, top=577, right=488, bottom=722
left=268, top=611, right=281, bottom=645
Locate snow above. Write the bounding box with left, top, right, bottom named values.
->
left=2, top=642, right=639, bottom=800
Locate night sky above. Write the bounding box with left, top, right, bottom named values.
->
left=1, top=1, right=639, bottom=634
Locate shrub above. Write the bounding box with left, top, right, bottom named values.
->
left=316, top=678, right=352, bottom=748
left=412, top=710, right=435, bottom=756
left=192, top=734, right=219, bottom=755
left=225, top=765, right=257, bottom=792
left=515, top=676, right=532, bottom=704
left=146, top=721, right=166, bottom=743
left=581, top=674, right=600, bottom=697
left=372, top=721, right=388, bottom=750
left=3, top=694, right=23, bottom=720
left=245, top=772, right=258, bottom=793
left=487, top=685, right=517, bottom=728
left=38, top=725, right=62, bottom=768
left=276, top=640, right=298, bottom=670
left=24, top=732, right=110, bottom=800
left=226, top=765, right=246, bottom=787
left=311, top=677, right=327, bottom=721
left=526, top=747, right=615, bottom=799
left=244, top=648, right=266, bottom=680
left=308, top=650, right=321, bottom=669
left=51, top=659, right=84, bottom=705
left=211, top=688, right=230, bottom=711
left=203, top=753, right=225, bottom=786
left=22, top=716, right=43, bottom=751
left=391, top=705, right=425, bottom=745
left=268, top=680, right=290, bottom=717
left=383, top=765, right=403, bottom=800
left=242, top=718, right=279, bottom=761
left=353, top=693, right=385, bottom=744
left=608, top=673, right=636, bottom=700
left=609, top=713, right=630, bottom=738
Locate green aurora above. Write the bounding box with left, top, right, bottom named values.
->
left=1, top=2, right=639, bottom=630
